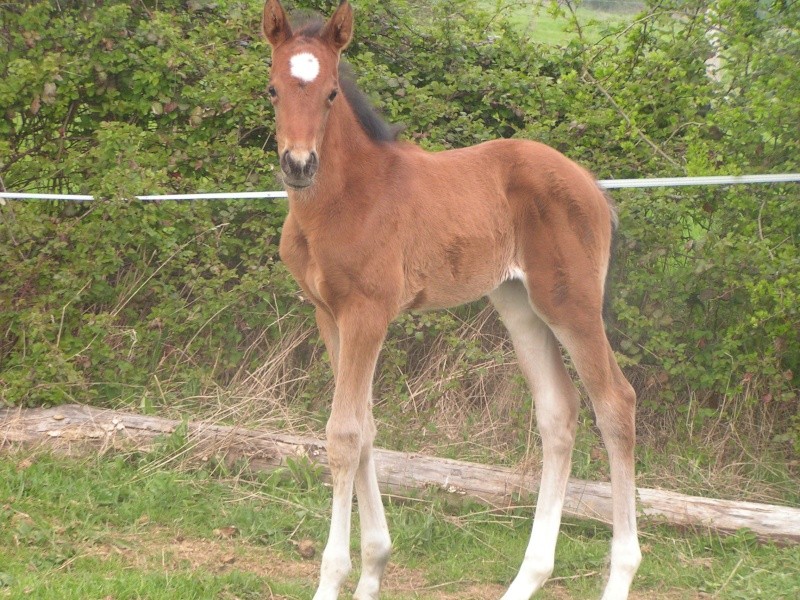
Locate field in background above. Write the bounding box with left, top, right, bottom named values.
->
left=481, top=0, right=644, bottom=44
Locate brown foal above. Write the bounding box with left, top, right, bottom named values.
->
left=261, top=1, right=641, bottom=598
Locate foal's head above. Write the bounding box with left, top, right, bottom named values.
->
left=262, top=0, right=353, bottom=190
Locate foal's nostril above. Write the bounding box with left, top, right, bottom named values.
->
left=279, top=150, right=296, bottom=175
left=279, top=151, right=289, bottom=173
left=304, top=151, right=319, bottom=177
left=280, top=150, right=318, bottom=180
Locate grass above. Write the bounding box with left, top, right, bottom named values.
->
left=480, top=0, right=638, bottom=46
left=1, top=449, right=798, bottom=599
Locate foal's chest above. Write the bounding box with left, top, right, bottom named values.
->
left=279, top=215, right=326, bottom=306
left=279, top=211, right=398, bottom=312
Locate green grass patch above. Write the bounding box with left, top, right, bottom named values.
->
left=480, top=0, right=636, bottom=45
left=1, top=450, right=798, bottom=599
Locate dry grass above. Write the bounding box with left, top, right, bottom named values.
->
left=636, top=393, right=799, bottom=505
left=381, top=306, right=528, bottom=461
left=150, top=301, right=797, bottom=507
left=152, top=317, right=324, bottom=436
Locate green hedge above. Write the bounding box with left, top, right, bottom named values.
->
left=1, top=1, right=797, bottom=448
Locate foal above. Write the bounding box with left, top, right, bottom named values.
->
left=261, top=1, right=641, bottom=598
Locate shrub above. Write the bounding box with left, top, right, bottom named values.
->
left=1, top=0, right=797, bottom=452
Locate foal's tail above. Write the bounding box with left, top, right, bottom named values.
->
left=601, top=186, right=619, bottom=321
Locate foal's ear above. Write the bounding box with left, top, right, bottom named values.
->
left=262, top=0, right=292, bottom=48
left=321, top=0, right=354, bottom=53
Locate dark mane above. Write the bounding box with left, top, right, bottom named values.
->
left=289, top=11, right=401, bottom=143
left=338, top=63, right=402, bottom=143
left=290, top=11, right=326, bottom=37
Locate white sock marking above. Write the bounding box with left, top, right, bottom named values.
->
left=290, top=52, right=320, bottom=83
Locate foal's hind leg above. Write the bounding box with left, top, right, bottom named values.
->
left=522, top=268, right=640, bottom=600
left=490, top=280, right=580, bottom=600
left=548, top=317, right=641, bottom=600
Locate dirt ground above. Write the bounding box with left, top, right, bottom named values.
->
left=81, top=526, right=708, bottom=599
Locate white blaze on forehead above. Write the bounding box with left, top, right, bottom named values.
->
left=289, top=52, right=320, bottom=83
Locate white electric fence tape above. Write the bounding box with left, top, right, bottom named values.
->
left=2, top=173, right=799, bottom=201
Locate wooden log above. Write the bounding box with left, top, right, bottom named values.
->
left=1, top=404, right=798, bottom=542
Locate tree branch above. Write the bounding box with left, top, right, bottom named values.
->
left=581, top=69, right=682, bottom=168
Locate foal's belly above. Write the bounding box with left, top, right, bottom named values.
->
left=400, top=241, right=515, bottom=311
left=396, top=199, right=518, bottom=312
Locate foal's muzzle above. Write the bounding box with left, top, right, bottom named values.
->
left=280, top=149, right=319, bottom=189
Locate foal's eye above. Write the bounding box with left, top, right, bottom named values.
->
left=327, top=89, right=339, bottom=103
left=267, top=85, right=277, bottom=99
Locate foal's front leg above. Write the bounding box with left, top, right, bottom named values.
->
left=352, top=411, right=391, bottom=599
left=313, top=305, right=389, bottom=600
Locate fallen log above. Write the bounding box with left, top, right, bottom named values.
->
left=1, top=404, right=798, bottom=542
